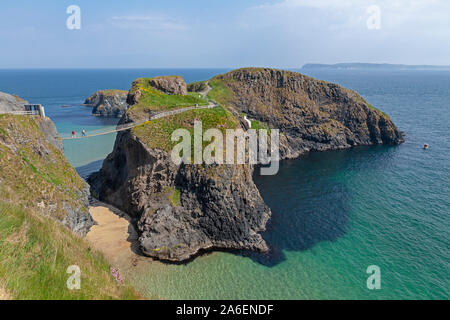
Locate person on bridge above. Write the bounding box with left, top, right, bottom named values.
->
left=82, top=129, right=86, bottom=137
left=72, top=130, right=76, bottom=138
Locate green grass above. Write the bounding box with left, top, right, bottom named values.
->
left=128, top=78, right=209, bottom=113
left=0, top=202, right=140, bottom=300
left=0, top=115, right=88, bottom=221
left=207, top=78, right=236, bottom=105
left=132, top=106, right=239, bottom=155
left=165, top=187, right=181, bottom=207
left=0, top=114, right=142, bottom=300
left=101, top=89, right=128, bottom=96
left=251, top=119, right=271, bottom=132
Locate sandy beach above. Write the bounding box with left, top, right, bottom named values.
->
left=86, top=201, right=143, bottom=272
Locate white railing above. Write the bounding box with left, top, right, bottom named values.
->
left=0, top=110, right=38, bottom=116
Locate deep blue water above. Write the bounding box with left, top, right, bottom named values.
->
left=0, top=68, right=448, bottom=299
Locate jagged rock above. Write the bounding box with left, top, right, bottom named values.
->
left=0, top=92, right=27, bottom=112
left=148, top=76, right=188, bottom=95
left=84, top=90, right=129, bottom=118
left=36, top=116, right=64, bottom=152
left=89, top=129, right=271, bottom=262
left=212, top=68, right=405, bottom=159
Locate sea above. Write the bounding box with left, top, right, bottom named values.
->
left=0, top=68, right=448, bottom=300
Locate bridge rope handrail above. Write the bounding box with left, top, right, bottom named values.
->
left=60, top=103, right=218, bottom=140
left=0, top=110, right=39, bottom=116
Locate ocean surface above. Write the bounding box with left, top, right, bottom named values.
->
left=0, top=68, right=448, bottom=300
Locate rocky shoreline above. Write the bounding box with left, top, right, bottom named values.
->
left=84, top=89, right=129, bottom=118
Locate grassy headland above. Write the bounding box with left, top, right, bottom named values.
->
left=128, top=77, right=209, bottom=113
left=0, top=114, right=141, bottom=300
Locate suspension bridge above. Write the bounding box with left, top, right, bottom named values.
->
left=1, top=82, right=218, bottom=141
left=60, top=103, right=218, bottom=140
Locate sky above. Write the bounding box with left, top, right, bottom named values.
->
left=1, top=0, right=450, bottom=68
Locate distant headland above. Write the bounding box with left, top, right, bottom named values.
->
left=301, top=63, right=450, bottom=71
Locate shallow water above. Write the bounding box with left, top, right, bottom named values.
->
left=1, top=68, right=448, bottom=299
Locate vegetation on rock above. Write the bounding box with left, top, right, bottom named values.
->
left=0, top=113, right=141, bottom=299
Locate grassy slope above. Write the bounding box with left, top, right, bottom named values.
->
left=132, top=106, right=239, bottom=153
left=126, top=76, right=239, bottom=154
left=0, top=202, right=139, bottom=300
left=0, top=115, right=140, bottom=299
left=128, top=77, right=209, bottom=114
left=101, top=89, right=128, bottom=96
left=0, top=115, right=86, bottom=218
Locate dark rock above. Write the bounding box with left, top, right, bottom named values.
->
left=84, top=90, right=129, bottom=118
left=214, top=68, right=405, bottom=159
left=148, top=76, right=188, bottom=95
left=89, top=130, right=271, bottom=262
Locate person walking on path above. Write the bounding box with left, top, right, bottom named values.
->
left=82, top=129, right=86, bottom=137
left=72, top=130, right=76, bottom=138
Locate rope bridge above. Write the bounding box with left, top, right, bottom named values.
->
left=60, top=103, right=218, bottom=140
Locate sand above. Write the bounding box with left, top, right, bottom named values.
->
left=86, top=201, right=142, bottom=271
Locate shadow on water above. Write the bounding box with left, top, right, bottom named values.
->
left=245, top=145, right=401, bottom=267
left=77, top=145, right=401, bottom=268
left=244, top=149, right=358, bottom=267
left=76, top=159, right=104, bottom=179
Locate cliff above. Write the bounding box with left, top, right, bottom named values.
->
left=0, top=92, right=63, bottom=151
left=84, top=89, right=129, bottom=117
left=0, top=91, right=141, bottom=299
left=89, top=76, right=271, bottom=262
left=208, top=68, right=404, bottom=159
left=89, top=69, right=404, bottom=262
left=0, top=92, right=92, bottom=235
left=0, top=92, right=28, bottom=112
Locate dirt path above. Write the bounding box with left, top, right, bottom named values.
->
left=86, top=202, right=142, bottom=271
left=201, top=81, right=213, bottom=99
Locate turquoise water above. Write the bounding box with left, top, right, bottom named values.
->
left=0, top=69, right=448, bottom=299
left=0, top=69, right=228, bottom=167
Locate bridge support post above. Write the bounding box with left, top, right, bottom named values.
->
left=38, top=105, right=46, bottom=118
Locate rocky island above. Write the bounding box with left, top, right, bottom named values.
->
left=89, top=68, right=404, bottom=262
left=84, top=89, right=129, bottom=117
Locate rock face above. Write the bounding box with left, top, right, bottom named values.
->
left=0, top=91, right=63, bottom=151
left=0, top=92, right=27, bottom=112
left=148, top=76, right=188, bottom=95
left=0, top=91, right=93, bottom=235
left=36, top=117, right=64, bottom=152
left=89, top=130, right=270, bottom=262
left=212, top=68, right=405, bottom=159
left=84, top=90, right=128, bottom=117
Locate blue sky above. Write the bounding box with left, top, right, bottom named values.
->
left=1, top=0, right=450, bottom=68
